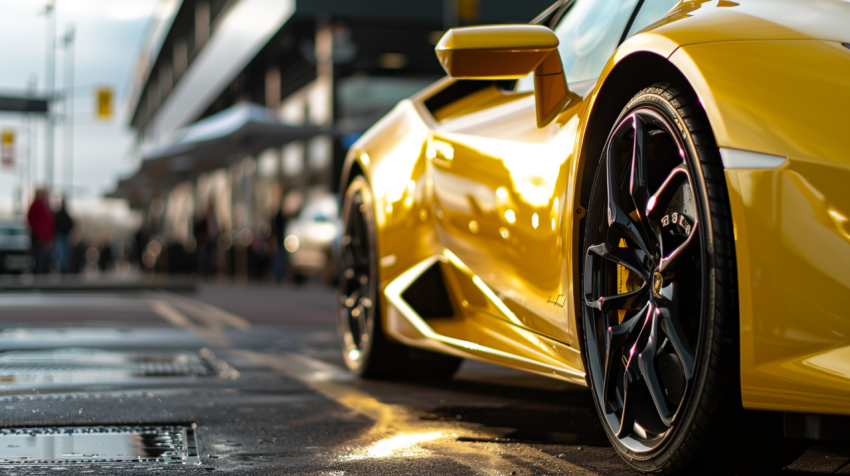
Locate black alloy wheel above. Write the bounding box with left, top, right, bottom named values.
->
left=338, top=176, right=379, bottom=374
left=580, top=83, right=806, bottom=474
left=584, top=101, right=703, bottom=452
left=338, top=176, right=462, bottom=379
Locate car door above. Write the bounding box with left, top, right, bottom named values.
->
left=429, top=0, right=665, bottom=345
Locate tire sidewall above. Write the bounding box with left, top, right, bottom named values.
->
left=338, top=176, right=381, bottom=376
left=580, top=88, right=718, bottom=470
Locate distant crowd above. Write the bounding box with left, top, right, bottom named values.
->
left=130, top=201, right=291, bottom=282
left=27, top=188, right=75, bottom=274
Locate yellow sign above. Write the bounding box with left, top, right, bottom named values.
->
left=458, top=0, right=480, bottom=22
left=96, top=87, right=113, bottom=120
left=1, top=129, right=14, bottom=168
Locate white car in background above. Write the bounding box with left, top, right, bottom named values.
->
left=284, top=194, right=339, bottom=285
left=0, top=220, right=32, bottom=274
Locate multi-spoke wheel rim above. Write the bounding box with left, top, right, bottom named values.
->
left=583, top=107, right=706, bottom=453
left=338, top=186, right=377, bottom=367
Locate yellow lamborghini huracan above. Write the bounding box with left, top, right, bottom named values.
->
left=336, top=0, right=850, bottom=472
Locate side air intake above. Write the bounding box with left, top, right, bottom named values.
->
left=401, top=262, right=454, bottom=319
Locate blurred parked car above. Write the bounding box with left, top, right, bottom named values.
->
left=0, top=219, right=32, bottom=274
left=284, top=194, right=339, bottom=285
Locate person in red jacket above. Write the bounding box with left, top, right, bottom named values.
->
left=27, top=188, right=55, bottom=274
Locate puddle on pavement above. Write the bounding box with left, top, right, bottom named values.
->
left=0, top=327, right=208, bottom=352
left=0, top=347, right=238, bottom=385
left=423, top=403, right=608, bottom=445
left=0, top=328, right=143, bottom=344
left=0, top=425, right=200, bottom=465
left=0, top=295, right=148, bottom=309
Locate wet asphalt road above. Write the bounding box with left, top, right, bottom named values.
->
left=0, top=282, right=846, bottom=475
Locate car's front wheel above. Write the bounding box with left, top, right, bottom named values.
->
left=580, top=83, right=805, bottom=474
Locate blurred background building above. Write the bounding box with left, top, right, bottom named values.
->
left=110, top=0, right=552, bottom=280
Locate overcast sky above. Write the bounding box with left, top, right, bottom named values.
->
left=0, top=0, right=158, bottom=214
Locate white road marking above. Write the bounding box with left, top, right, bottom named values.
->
left=153, top=293, right=252, bottom=330
left=150, top=300, right=231, bottom=348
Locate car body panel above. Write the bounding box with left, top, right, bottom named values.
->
left=341, top=0, right=850, bottom=410
left=347, top=91, right=592, bottom=384
left=667, top=39, right=850, bottom=414
left=728, top=162, right=850, bottom=415
left=636, top=0, right=850, bottom=48
left=384, top=254, right=586, bottom=382
left=428, top=90, right=586, bottom=346
left=669, top=40, right=850, bottom=166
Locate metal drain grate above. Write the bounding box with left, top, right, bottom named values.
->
left=0, top=425, right=200, bottom=466
left=0, top=348, right=237, bottom=385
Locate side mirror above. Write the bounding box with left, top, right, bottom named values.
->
left=435, top=25, right=570, bottom=128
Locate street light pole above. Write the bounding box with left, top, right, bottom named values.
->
left=26, top=75, right=38, bottom=212
left=63, top=24, right=75, bottom=200
left=44, top=0, right=56, bottom=190
left=443, top=0, right=458, bottom=30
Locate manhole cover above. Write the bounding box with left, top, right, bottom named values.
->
left=0, top=348, right=237, bottom=385
left=0, top=425, right=199, bottom=465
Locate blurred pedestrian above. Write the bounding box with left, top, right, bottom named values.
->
left=53, top=196, right=74, bottom=274
left=27, top=189, right=55, bottom=274
left=194, top=201, right=219, bottom=277
left=249, top=225, right=268, bottom=280
left=267, top=203, right=288, bottom=283
left=99, top=236, right=113, bottom=272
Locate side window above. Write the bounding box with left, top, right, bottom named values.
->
left=518, top=0, right=639, bottom=91
left=624, top=0, right=680, bottom=38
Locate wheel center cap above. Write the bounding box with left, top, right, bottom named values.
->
left=652, top=272, right=664, bottom=298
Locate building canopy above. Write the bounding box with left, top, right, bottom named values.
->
left=111, top=102, right=321, bottom=206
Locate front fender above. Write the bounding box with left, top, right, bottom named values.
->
left=671, top=39, right=850, bottom=414
left=669, top=40, right=850, bottom=166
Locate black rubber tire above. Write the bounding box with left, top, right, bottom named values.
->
left=580, top=83, right=807, bottom=475
left=338, top=176, right=462, bottom=380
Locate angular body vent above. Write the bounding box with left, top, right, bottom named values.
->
left=401, top=263, right=454, bottom=319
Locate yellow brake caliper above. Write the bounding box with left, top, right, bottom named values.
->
left=617, top=238, right=629, bottom=324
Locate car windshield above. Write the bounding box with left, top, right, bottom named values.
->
left=518, top=0, right=638, bottom=91
left=553, top=0, right=640, bottom=83
left=625, top=0, right=680, bottom=38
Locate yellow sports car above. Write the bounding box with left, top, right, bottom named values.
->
left=336, top=0, right=850, bottom=472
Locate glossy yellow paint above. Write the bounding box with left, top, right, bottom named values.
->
left=340, top=0, right=850, bottom=412
left=428, top=90, right=590, bottom=347
left=667, top=39, right=850, bottom=415
left=431, top=85, right=534, bottom=122
left=643, top=0, right=849, bottom=46
left=670, top=41, right=850, bottom=167
left=349, top=81, right=593, bottom=383
left=383, top=253, right=585, bottom=383
left=436, top=24, right=558, bottom=51
left=435, top=26, right=556, bottom=80
left=727, top=163, right=850, bottom=415
left=436, top=25, right=569, bottom=127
